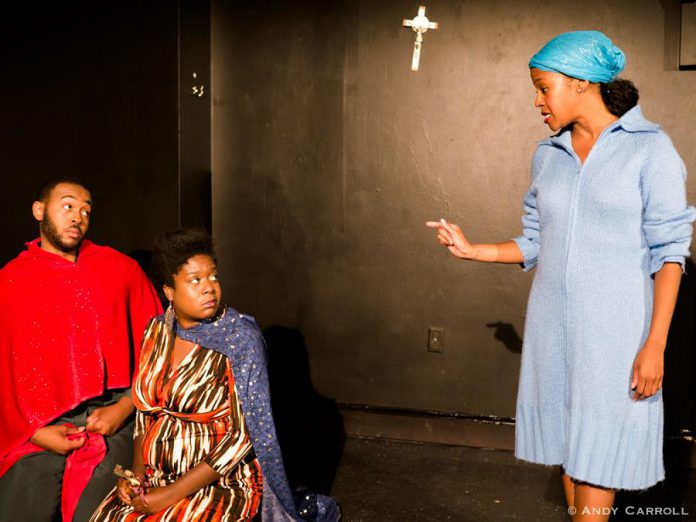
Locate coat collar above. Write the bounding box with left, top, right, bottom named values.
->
left=613, top=105, right=660, bottom=133
left=24, top=238, right=96, bottom=264
left=538, top=105, right=659, bottom=155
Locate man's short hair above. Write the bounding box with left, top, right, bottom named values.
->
left=35, top=176, right=91, bottom=203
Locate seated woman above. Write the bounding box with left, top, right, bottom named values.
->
left=91, top=229, right=340, bottom=521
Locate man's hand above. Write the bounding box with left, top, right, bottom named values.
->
left=30, top=425, right=86, bottom=455
left=86, top=397, right=134, bottom=436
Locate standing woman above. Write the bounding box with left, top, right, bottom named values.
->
left=428, top=31, right=695, bottom=520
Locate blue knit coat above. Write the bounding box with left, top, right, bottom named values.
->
left=512, top=106, right=696, bottom=490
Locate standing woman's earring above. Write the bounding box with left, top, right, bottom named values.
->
left=165, top=301, right=175, bottom=330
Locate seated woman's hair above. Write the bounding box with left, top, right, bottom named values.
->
left=600, top=78, right=639, bottom=117
left=151, top=228, right=216, bottom=289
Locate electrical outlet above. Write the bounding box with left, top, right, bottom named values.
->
left=428, top=327, right=444, bottom=353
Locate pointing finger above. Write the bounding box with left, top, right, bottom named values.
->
left=437, top=234, right=454, bottom=246
left=440, top=219, right=458, bottom=236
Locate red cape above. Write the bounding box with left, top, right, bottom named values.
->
left=0, top=239, right=162, bottom=459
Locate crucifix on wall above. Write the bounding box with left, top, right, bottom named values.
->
left=402, top=6, right=439, bottom=71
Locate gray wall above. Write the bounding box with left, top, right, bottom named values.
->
left=212, top=0, right=696, bottom=418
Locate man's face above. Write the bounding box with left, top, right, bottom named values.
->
left=35, top=183, right=92, bottom=254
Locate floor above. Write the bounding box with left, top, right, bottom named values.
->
left=330, top=438, right=696, bottom=521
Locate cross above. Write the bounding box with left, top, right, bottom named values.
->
left=402, top=6, right=439, bottom=72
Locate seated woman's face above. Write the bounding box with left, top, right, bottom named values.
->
left=168, top=254, right=222, bottom=327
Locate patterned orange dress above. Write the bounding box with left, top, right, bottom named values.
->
left=90, top=319, right=263, bottom=522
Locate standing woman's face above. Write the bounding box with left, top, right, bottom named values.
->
left=164, top=254, right=222, bottom=328
left=530, top=68, right=582, bottom=131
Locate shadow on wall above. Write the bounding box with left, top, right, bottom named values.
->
left=486, top=321, right=523, bottom=353
left=264, top=326, right=346, bottom=494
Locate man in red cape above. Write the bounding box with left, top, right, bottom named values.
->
left=0, top=178, right=162, bottom=521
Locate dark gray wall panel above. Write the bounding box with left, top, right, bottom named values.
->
left=211, top=0, right=696, bottom=423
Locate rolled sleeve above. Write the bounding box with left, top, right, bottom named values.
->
left=642, top=134, right=696, bottom=276
left=203, top=428, right=253, bottom=476
left=513, top=183, right=541, bottom=272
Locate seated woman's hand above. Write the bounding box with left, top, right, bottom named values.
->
left=131, top=485, right=181, bottom=515
left=116, top=478, right=140, bottom=506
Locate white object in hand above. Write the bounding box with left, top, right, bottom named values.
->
left=114, top=464, right=142, bottom=488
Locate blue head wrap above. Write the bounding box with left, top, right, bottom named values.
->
left=529, top=31, right=625, bottom=83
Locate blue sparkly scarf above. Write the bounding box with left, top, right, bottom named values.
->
left=166, top=307, right=340, bottom=522
left=529, top=30, right=625, bottom=83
